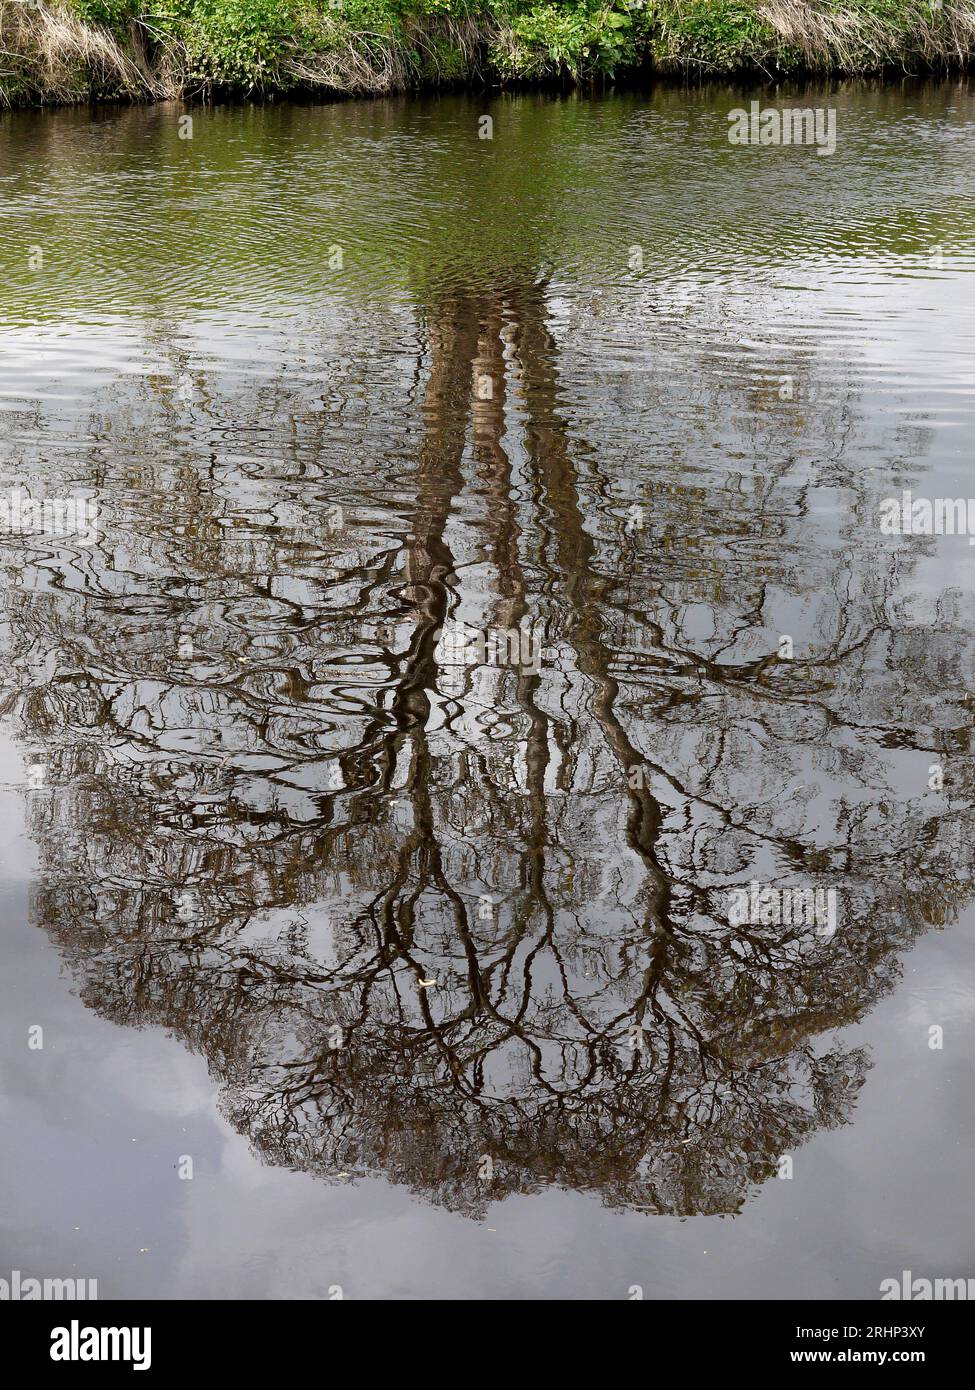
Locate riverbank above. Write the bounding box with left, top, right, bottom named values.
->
left=1, top=0, right=974, bottom=108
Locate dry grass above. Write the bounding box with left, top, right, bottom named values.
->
left=0, top=0, right=177, bottom=105
left=0, top=3, right=490, bottom=105
left=758, top=0, right=975, bottom=71
left=280, top=12, right=489, bottom=95
left=278, top=17, right=412, bottom=94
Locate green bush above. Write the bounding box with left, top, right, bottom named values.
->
left=644, top=0, right=776, bottom=69
left=494, top=1, right=643, bottom=80
left=70, top=0, right=141, bottom=28
left=180, top=0, right=302, bottom=89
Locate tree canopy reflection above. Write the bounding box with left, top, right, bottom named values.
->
left=2, top=273, right=972, bottom=1219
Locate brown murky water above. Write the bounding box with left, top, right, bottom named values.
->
left=1, top=82, right=974, bottom=1300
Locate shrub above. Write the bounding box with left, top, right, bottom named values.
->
left=179, top=0, right=302, bottom=89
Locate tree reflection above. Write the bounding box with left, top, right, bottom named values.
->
left=1, top=272, right=973, bottom=1219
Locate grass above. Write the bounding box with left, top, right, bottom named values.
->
left=1, top=0, right=973, bottom=106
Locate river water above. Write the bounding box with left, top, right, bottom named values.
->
left=1, top=81, right=974, bottom=1300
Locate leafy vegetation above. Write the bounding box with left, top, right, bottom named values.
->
left=177, top=0, right=302, bottom=88
left=1, top=0, right=973, bottom=106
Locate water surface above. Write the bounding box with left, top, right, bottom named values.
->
left=1, top=82, right=974, bottom=1300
